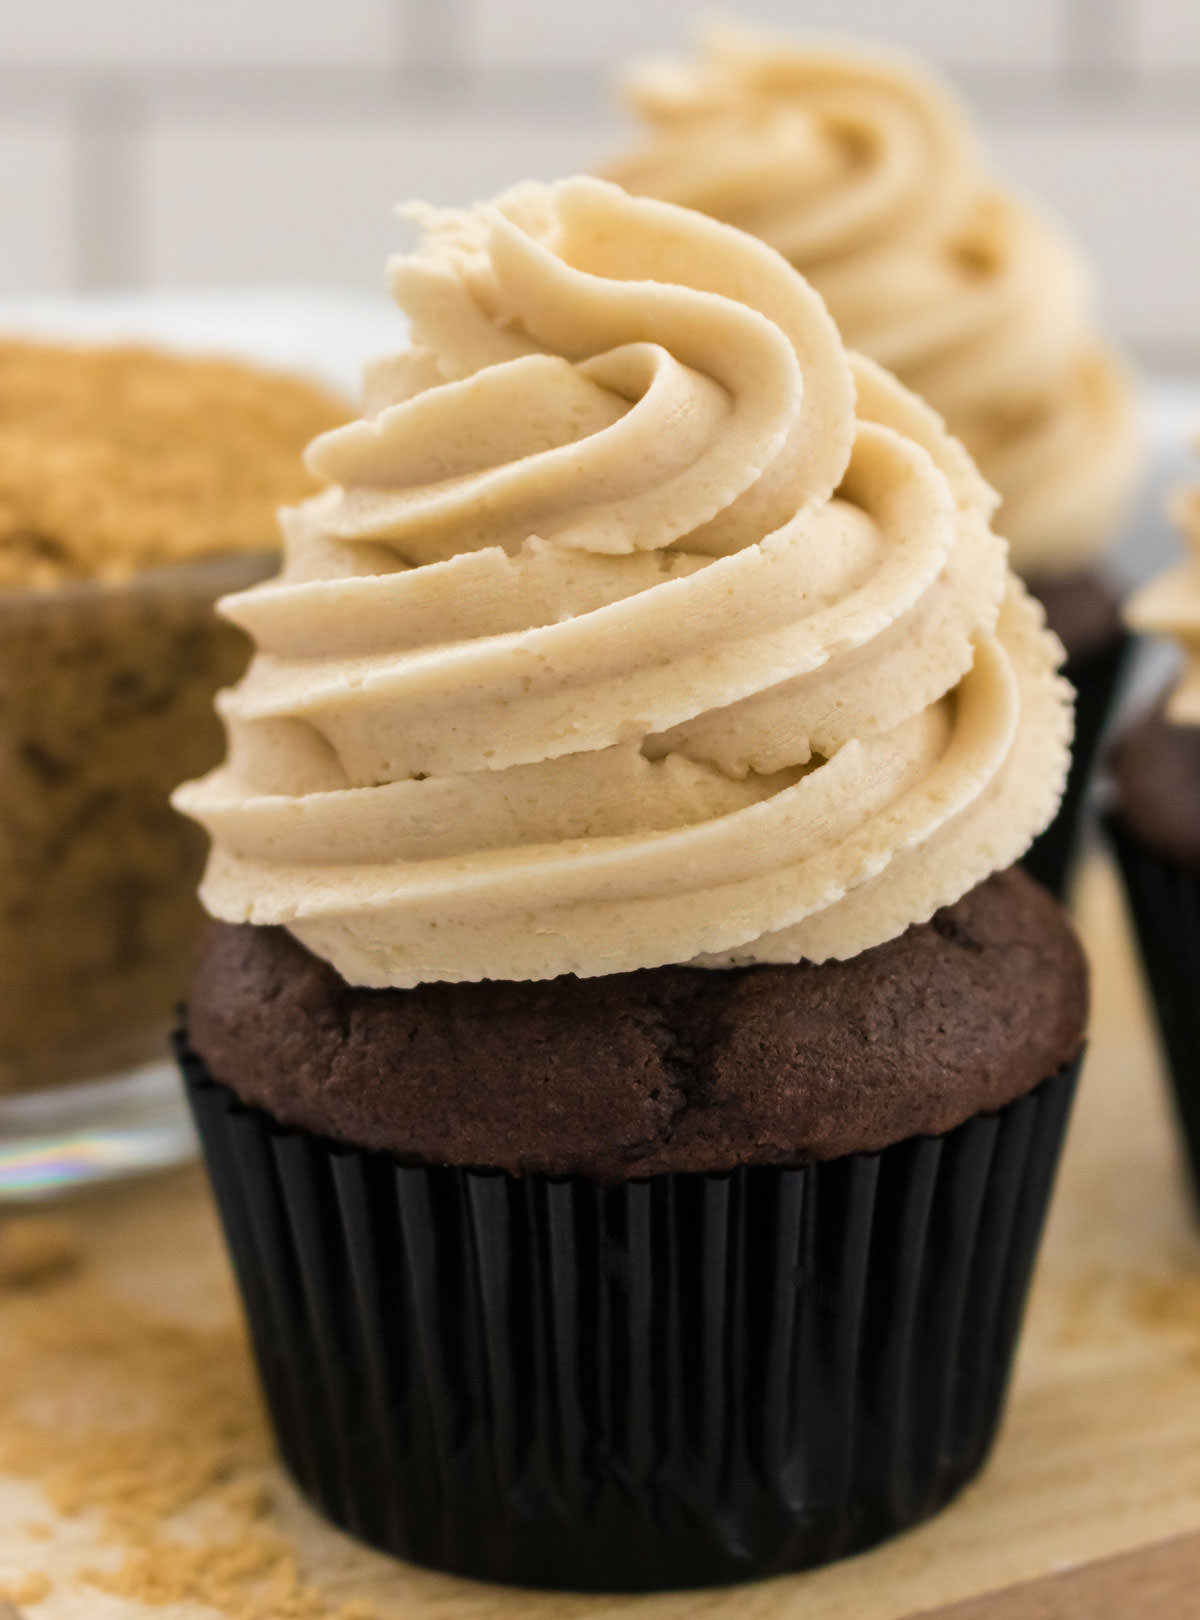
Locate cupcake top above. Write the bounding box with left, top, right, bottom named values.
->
left=0, top=341, right=345, bottom=590
left=603, top=24, right=1140, bottom=580
left=175, top=176, right=1071, bottom=990
left=1107, top=456, right=1200, bottom=868
left=1127, top=458, right=1200, bottom=723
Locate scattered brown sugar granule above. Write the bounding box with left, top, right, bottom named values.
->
left=0, top=1223, right=373, bottom=1619
left=1128, top=1270, right=1200, bottom=1346
left=0, top=1217, right=82, bottom=1290
left=0, top=340, right=346, bottom=589
left=0, top=1570, right=51, bottom=1606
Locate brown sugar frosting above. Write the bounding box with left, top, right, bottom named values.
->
left=1127, top=462, right=1200, bottom=724
left=176, top=177, right=1073, bottom=990
left=603, top=24, right=1141, bottom=579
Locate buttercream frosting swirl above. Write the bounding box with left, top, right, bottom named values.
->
left=604, top=24, right=1140, bottom=579
left=175, top=177, right=1071, bottom=988
left=1127, top=450, right=1200, bottom=722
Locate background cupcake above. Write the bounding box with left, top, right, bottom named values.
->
left=603, top=23, right=1142, bottom=896
left=1108, top=449, right=1200, bottom=1212
left=175, top=178, right=1086, bottom=1592
left=0, top=341, right=343, bottom=1095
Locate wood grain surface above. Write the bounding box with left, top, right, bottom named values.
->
left=1, top=849, right=1198, bottom=1618
left=911, top=1531, right=1200, bottom=1618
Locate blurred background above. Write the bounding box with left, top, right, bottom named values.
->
left=1, top=0, right=1198, bottom=376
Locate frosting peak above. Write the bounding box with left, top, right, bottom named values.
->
left=175, top=178, right=1071, bottom=988
left=604, top=25, right=1141, bottom=579
left=1127, top=451, right=1200, bottom=723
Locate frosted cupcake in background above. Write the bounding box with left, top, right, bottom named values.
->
left=603, top=22, right=1142, bottom=895
left=1107, top=451, right=1200, bottom=1213
left=0, top=341, right=343, bottom=1095
left=175, top=177, right=1086, bottom=1591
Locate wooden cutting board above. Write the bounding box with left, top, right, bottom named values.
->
left=1, top=847, right=1198, bottom=1619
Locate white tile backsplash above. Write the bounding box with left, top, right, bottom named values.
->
left=990, top=118, right=1200, bottom=349
left=467, top=0, right=1064, bottom=72
left=1132, top=0, right=1200, bottom=69
left=0, top=122, right=75, bottom=297
left=0, top=0, right=402, bottom=71
left=141, top=112, right=614, bottom=290
left=0, top=0, right=1194, bottom=363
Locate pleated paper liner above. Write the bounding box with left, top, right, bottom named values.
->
left=1025, top=629, right=1131, bottom=898
left=178, top=1030, right=1080, bottom=1594
left=1106, top=811, right=1200, bottom=1213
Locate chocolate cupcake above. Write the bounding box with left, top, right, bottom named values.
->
left=1108, top=461, right=1200, bottom=1211
left=174, top=179, right=1086, bottom=1591
left=603, top=26, right=1142, bottom=895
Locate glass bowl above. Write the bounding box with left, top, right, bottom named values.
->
left=0, top=551, right=271, bottom=1198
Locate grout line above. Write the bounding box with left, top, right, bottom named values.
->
left=71, top=86, right=143, bottom=291
left=1132, top=341, right=1200, bottom=377
left=401, top=0, right=470, bottom=80
left=8, top=61, right=1200, bottom=124
left=1062, top=0, right=1136, bottom=91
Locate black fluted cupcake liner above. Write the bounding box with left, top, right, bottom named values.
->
left=177, top=1028, right=1079, bottom=1593
left=1106, top=812, right=1200, bottom=1213
left=1025, top=629, right=1131, bottom=899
